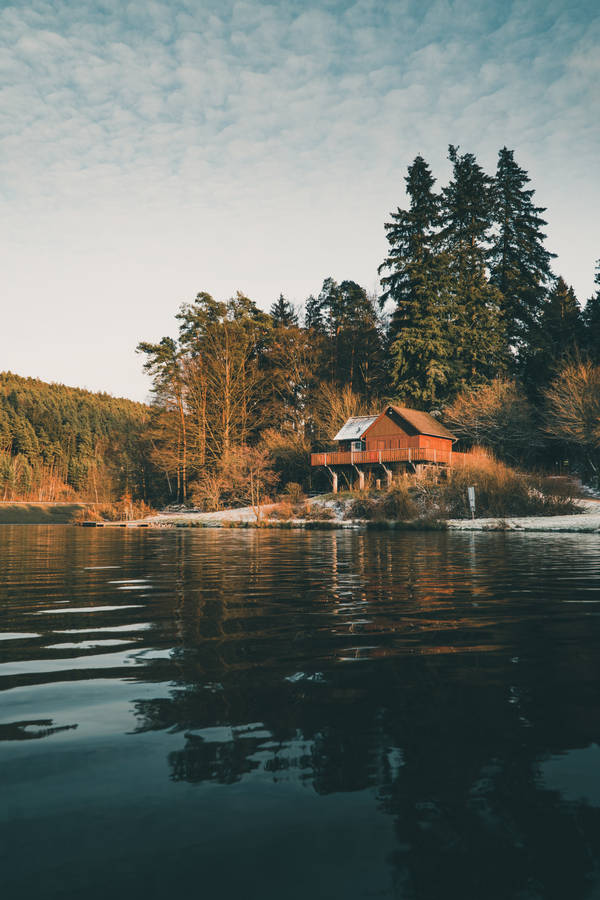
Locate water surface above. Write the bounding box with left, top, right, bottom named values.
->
left=2, top=525, right=600, bottom=899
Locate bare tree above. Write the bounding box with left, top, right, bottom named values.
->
left=311, top=383, right=373, bottom=443
left=191, top=446, right=278, bottom=519
left=544, top=360, right=600, bottom=480
left=444, top=378, right=540, bottom=463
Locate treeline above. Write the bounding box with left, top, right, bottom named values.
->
left=5, top=146, right=599, bottom=509
left=0, top=372, right=157, bottom=502
left=139, top=145, right=600, bottom=503
left=381, top=146, right=599, bottom=402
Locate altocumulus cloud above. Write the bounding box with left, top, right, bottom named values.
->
left=0, top=0, right=598, bottom=398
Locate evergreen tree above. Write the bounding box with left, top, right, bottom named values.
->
left=440, top=145, right=494, bottom=274
left=541, top=277, right=582, bottom=357
left=304, top=278, right=385, bottom=396
left=440, top=145, right=505, bottom=385
left=175, top=292, right=226, bottom=353
left=270, top=294, right=298, bottom=328
left=380, top=154, right=439, bottom=322
left=489, top=147, right=555, bottom=359
left=524, top=277, right=583, bottom=392
left=582, top=260, right=600, bottom=363
left=304, top=294, right=323, bottom=332
left=336, top=280, right=386, bottom=397
left=379, top=155, right=458, bottom=405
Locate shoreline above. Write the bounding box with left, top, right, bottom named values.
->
left=3, top=499, right=600, bottom=534
left=111, top=497, right=600, bottom=534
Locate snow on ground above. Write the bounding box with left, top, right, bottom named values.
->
left=447, top=499, right=600, bottom=533
left=141, top=503, right=278, bottom=525
left=139, top=498, right=600, bottom=533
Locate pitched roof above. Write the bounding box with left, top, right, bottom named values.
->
left=333, top=415, right=379, bottom=441
left=389, top=406, right=456, bottom=440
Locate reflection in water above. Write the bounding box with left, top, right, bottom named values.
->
left=2, top=526, right=600, bottom=899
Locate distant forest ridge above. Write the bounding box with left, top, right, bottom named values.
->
left=0, top=372, right=156, bottom=503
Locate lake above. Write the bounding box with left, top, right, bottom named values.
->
left=2, top=525, right=600, bottom=899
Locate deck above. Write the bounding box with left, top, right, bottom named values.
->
left=311, top=447, right=469, bottom=467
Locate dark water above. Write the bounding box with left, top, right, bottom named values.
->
left=2, top=527, right=600, bottom=900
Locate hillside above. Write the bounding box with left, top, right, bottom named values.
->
left=0, top=372, right=158, bottom=503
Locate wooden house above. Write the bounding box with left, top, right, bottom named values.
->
left=311, top=405, right=457, bottom=492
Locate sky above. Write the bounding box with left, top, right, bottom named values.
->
left=1, top=0, right=599, bottom=402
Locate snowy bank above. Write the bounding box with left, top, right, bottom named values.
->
left=132, top=498, right=600, bottom=533
left=447, top=500, right=600, bottom=533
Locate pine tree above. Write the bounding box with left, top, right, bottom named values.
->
left=304, top=294, right=324, bottom=332
left=542, top=278, right=582, bottom=356
left=270, top=294, right=298, bottom=328
left=379, top=155, right=458, bottom=405
left=524, top=277, right=583, bottom=392
left=380, top=154, right=439, bottom=323
left=440, top=145, right=505, bottom=385
left=336, top=280, right=386, bottom=397
left=304, top=278, right=385, bottom=396
left=489, top=147, right=555, bottom=360
left=440, top=145, right=494, bottom=275
left=582, top=260, right=600, bottom=362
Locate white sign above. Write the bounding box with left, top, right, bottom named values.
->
left=467, top=486, right=476, bottom=517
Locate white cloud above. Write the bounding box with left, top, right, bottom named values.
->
left=0, top=0, right=598, bottom=399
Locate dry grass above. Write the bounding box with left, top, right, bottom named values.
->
left=344, top=481, right=418, bottom=521
left=340, top=450, right=580, bottom=521
left=72, top=499, right=155, bottom=523
left=266, top=500, right=335, bottom=521
left=283, top=482, right=305, bottom=504
left=413, top=450, right=580, bottom=518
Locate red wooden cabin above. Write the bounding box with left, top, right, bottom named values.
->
left=334, top=406, right=455, bottom=454
left=311, top=405, right=457, bottom=490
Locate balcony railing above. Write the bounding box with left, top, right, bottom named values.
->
left=311, top=447, right=470, bottom=467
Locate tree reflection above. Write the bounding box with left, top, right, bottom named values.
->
left=8, top=525, right=600, bottom=899
left=134, top=655, right=600, bottom=899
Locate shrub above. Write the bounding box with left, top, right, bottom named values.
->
left=261, top=429, right=312, bottom=486
left=344, top=482, right=417, bottom=521
left=374, top=482, right=418, bottom=520
left=265, top=500, right=295, bottom=521
left=190, top=447, right=278, bottom=517
left=302, top=503, right=336, bottom=521
left=343, top=497, right=376, bottom=520
left=284, top=482, right=305, bottom=504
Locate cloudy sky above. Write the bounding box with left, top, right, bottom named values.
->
left=2, top=0, right=598, bottom=401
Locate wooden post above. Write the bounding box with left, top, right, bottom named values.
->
left=352, top=466, right=365, bottom=491
left=325, top=466, right=338, bottom=493
left=379, top=461, right=392, bottom=488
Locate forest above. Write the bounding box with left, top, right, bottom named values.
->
left=0, top=373, right=158, bottom=504
left=3, top=145, right=600, bottom=507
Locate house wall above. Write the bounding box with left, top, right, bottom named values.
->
left=363, top=414, right=452, bottom=452
left=363, top=414, right=409, bottom=451
left=416, top=435, right=453, bottom=452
